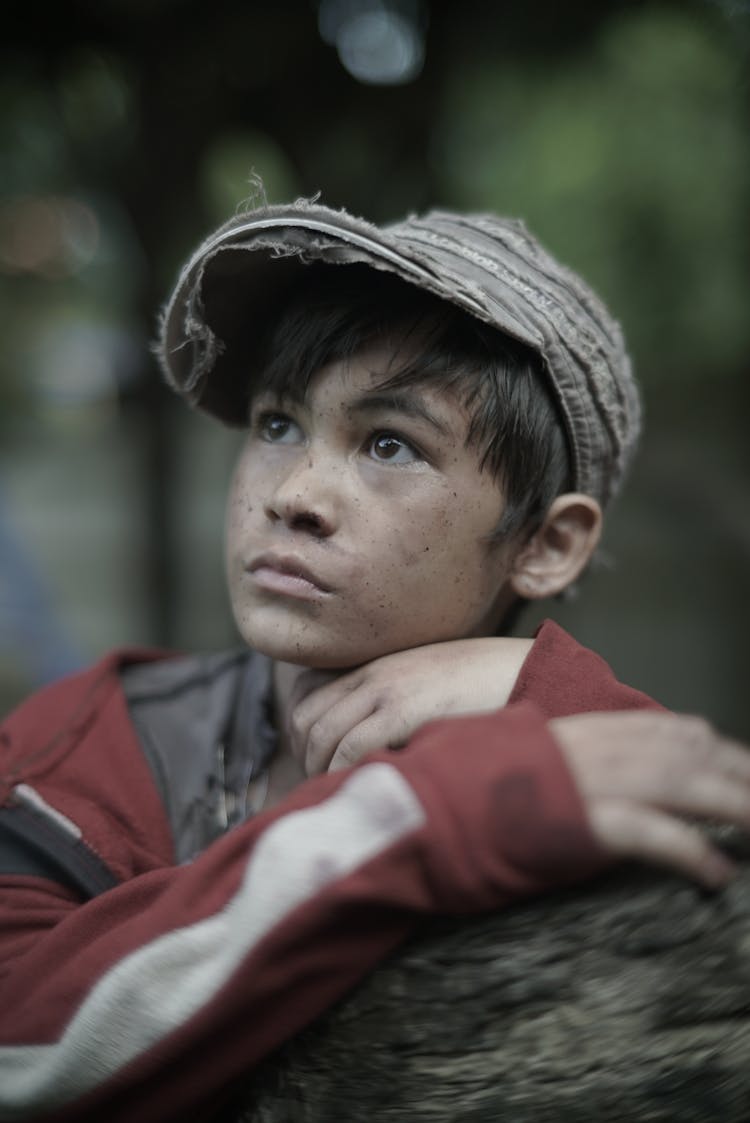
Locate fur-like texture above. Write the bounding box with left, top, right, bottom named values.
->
left=238, top=827, right=750, bottom=1122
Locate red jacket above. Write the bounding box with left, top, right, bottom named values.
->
left=0, top=621, right=659, bottom=1122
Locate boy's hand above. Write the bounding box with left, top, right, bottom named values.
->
left=551, top=710, right=750, bottom=889
left=287, top=637, right=533, bottom=777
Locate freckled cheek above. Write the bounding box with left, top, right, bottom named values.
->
left=397, top=502, right=468, bottom=567
left=228, top=460, right=271, bottom=516
left=363, top=505, right=475, bottom=594
left=224, top=475, right=261, bottom=566
left=411, top=507, right=494, bottom=604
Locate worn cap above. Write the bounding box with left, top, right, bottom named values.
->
left=157, top=198, right=640, bottom=507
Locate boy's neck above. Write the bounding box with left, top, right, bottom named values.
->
left=271, top=660, right=305, bottom=756
left=261, top=660, right=335, bottom=809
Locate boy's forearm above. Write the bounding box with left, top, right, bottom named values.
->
left=283, top=635, right=534, bottom=778
left=0, top=704, right=598, bottom=1123
left=285, top=618, right=662, bottom=781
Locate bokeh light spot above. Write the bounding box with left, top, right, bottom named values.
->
left=0, top=196, right=100, bottom=279
left=318, top=0, right=425, bottom=85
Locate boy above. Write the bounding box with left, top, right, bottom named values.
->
left=1, top=197, right=749, bottom=1123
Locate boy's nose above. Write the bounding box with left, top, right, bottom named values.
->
left=263, top=455, right=341, bottom=538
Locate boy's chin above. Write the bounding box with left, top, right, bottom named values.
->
left=263, top=646, right=363, bottom=672
left=236, top=626, right=376, bottom=671
left=234, top=616, right=444, bottom=671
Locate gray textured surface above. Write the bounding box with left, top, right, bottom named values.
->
left=237, top=830, right=750, bottom=1122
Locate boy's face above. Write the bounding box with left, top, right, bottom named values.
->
left=225, top=345, right=519, bottom=668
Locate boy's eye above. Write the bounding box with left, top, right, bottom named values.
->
left=367, top=431, right=421, bottom=464
left=257, top=412, right=303, bottom=444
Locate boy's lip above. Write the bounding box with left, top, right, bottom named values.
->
left=246, top=553, right=334, bottom=596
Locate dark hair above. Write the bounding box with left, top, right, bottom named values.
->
left=252, top=264, right=572, bottom=543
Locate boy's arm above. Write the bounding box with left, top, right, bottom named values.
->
left=0, top=701, right=603, bottom=1123
left=286, top=619, right=660, bottom=776
left=282, top=617, right=750, bottom=885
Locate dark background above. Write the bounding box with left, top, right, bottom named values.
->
left=1, top=0, right=748, bottom=737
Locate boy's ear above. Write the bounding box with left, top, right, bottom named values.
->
left=508, top=494, right=602, bottom=600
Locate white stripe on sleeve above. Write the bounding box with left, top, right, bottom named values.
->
left=0, top=762, right=425, bottom=1118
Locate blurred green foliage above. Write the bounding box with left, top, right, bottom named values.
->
left=439, top=6, right=749, bottom=393
left=198, top=130, right=299, bottom=223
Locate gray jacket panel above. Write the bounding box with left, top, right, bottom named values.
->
left=121, top=650, right=277, bottom=863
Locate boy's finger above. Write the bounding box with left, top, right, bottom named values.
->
left=287, top=668, right=351, bottom=716
left=654, top=766, right=750, bottom=828
left=587, top=798, right=736, bottom=890
left=288, top=669, right=362, bottom=745
left=655, top=716, right=750, bottom=780
left=302, top=690, right=378, bottom=776
left=556, top=712, right=750, bottom=800
left=328, top=711, right=409, bottom=772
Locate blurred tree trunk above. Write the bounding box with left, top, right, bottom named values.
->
left=235, top=828, right=750, bottom=1122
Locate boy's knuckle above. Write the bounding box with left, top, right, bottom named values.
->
left=376, top=684, right=402, bottom=711
left=289, top=708, right=307, bottom=739
left=679, top=714, right=715, bottom=751
left=307, top=720, right=330, bottom=757
left=335, top=737, right=361, bottom=768
left=365, top=691, right=387, bottom=716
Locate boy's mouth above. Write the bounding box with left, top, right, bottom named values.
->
left=247, top=554, right=333, bottom=597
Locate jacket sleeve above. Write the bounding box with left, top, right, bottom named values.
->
left=509, top=618, right=666, bottom=716
left=0, top=693, right=605, bottom=1123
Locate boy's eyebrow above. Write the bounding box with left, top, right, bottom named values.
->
left=349, top=391, right=451, bottom=435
